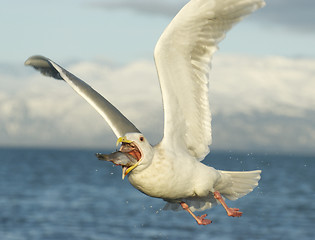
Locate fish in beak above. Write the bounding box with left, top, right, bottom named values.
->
left=97, top=136, right=142, bottom=179
left=117, top=136, right=142, bottom=179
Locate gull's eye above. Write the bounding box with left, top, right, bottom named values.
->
left=139, top=136, right=144, bottom=142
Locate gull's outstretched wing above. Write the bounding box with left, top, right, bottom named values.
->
left=155, top=0, right=265, bottom=160
left=25, top=55, right=140, bottom=138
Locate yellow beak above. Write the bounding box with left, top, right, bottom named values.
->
left=122, top=162, right=139, bottom=180
left=117, top=136, right=140, bottom=180
left=116, top=136, right=133, bottom=146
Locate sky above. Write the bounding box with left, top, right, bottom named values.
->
left=1, top=0, right=315, bottom=154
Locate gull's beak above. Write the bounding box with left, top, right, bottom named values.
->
left=117, top=136, right=140, bottom=180
left=122, top=162, right=139, bottom=180
left=116, top=136, right=133, bottom=146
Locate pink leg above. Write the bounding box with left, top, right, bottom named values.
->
left=214, top=191, right=242, bottom=217
left=180, top=202, right=212, bottom=225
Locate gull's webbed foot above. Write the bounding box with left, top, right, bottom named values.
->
left=226, top=208, right=243, bottom=217
left=214, top=191, right=243, bottom=217
left=180, top=202, right=212, bottom=225
left=195, top=214, right=212, bottom=225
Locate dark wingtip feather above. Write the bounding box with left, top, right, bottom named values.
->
left=25, top=55, right=64, bottom=80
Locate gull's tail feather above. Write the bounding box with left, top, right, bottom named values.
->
left=217, top=170, right=262, bottom=201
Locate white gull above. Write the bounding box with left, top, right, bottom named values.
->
left=25, top=0, right=265, bottom=225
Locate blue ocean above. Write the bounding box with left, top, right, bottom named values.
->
left=0, top=148, right=314, bottom=240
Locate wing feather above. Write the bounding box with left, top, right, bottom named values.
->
left=154, top=0, right=265, bottom=159
left=25, top=55, right=140, bottom=138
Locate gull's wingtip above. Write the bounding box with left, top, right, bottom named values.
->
left=25, top=55, right=63, bottom=80
left=24, top=55, right=50, bottom=67
left=257, top=0, right=266, bottom=10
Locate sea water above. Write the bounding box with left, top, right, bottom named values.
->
left=0, top=148, right=314, bottom=240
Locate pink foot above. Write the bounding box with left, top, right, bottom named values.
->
left=214, top=191, right=243, bottom=217
left=196, top=214, right=212, bottom=225
left=180, top=202, right=212, bottom=225
left=226, top=208, right=243, bottom=217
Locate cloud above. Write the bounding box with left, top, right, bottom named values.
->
left=209, top=55, right=315, bottom=153
left=1, top=55, right=315, bottom=153
left=88, top=0, right=315, bottom=32
left=210, top=55, right=315, bottom=117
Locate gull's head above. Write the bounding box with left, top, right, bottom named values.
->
left=117, top=132, right=153, bottom=179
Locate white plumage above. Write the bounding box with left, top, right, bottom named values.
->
left=155, top=0, right=264, bottom=160
left=25, top=0, right=265, bottom=225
